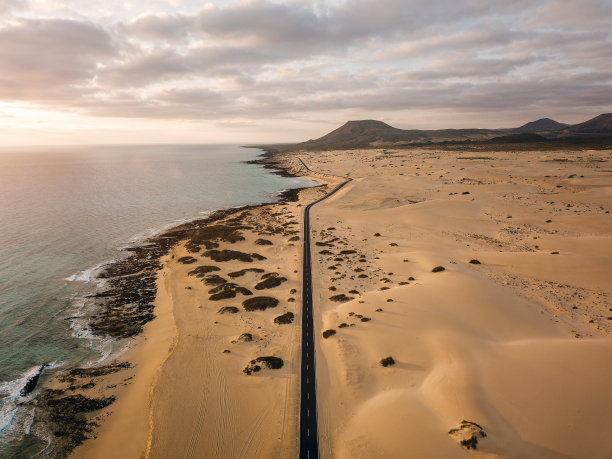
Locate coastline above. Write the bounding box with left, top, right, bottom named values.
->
left=48, top=154, right=325, bottom=457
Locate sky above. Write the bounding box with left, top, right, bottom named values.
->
left=0, top=0, right=611, bottom=145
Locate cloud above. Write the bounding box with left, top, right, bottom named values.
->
left=0, top=0, right=610, bottom=128
left=0, top=18, right=117, bottom=101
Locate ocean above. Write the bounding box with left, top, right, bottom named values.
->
left=0, top=144, right=315, bottom=456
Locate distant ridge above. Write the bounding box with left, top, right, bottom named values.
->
left=512, top=118, right=568, bottom=133
left=564, top=113, right=612, bottom=134
left=253, top=113, right=612, bottom=152
left=295, top=120, right=501, bottom=150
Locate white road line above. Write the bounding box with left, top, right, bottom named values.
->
left=307, top=393, right=310, bottom=399
left=308, top=428, right=310, bottom=437
left=308, top=409, right=310, bottom=417
left=307, top=377, right=309, bottom=383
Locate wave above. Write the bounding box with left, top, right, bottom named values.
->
left=0, top=363, right=59, bottom=435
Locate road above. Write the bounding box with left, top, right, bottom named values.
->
left=299, top=159, right=351, bottom=459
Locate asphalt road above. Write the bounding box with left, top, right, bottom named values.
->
left=300, top=161, right=352, bottom=459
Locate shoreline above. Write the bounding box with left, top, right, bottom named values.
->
left=14, top=150, right=319, bottom=457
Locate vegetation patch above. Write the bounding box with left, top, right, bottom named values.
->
left=274, top=312, right=294, bottom=324
left=289, top=236, right=300, bottom=241
left=188, top=265, right=221, bottom=278
left=338, top=323, right=349, bottom=328
left=218, top=306, right=239, bottom=314
left=243, top=296, right=279, bottom=311
left=203, top=249, right=265, bottom=262
left=330, top=294, right=353, bottom=303
left=227, top=268, right=265, bottom=278
left=243, top=356, right=284, bottom=375
left=255, top=273, right=287, bottom=290
left=185, top=224, right=251, bottom=252
left=203, top=274, right=227, bottom=286
left=469, top=259, right=481, bottom=264
left=238, top=332, right=253, bottom=341
left=340, top=249, right=357, bottom=254
left=177, top=256, right=197, bottom=264
left=431, top=266, right=445, bottom=273
left=209, top=283, right=252, bottom=301
left=255, top=238, right=273, bottom=245
left=380, top=356, right=395, bottom=367
left=322, top=329, right=336, bottom=339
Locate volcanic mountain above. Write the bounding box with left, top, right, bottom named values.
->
left=292, top=120, right=501, bottom=150
left=512, top=118, right=568, bottom=133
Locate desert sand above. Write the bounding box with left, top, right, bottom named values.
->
left=296, top=148, right=612, bottom=458
left=73, top=147, right=611, bottom=458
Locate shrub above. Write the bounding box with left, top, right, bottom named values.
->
left=178, top=256, right=197, bottom=264
left=227, top=268, right=265, bottom=278
left=255, top=239, right=273, bottom=245
left=380, top=356, right=395, bottom=367
left=432, top=266, right=445, bottom=273
left=338, top=323, right=349, bottom=328
left=203, top=249, right=254, bottom=262
left=255, top=275, right=287, bottom=290
left=329, top=294, right=353, bottom=303
left=238, top=333, right=253, bottom=342
left=289, top=236, right=300, bottom=241
left=217, top=306, right=239, bottom=314
left=243, top=296, right=279, bottom=311
left=188, top=265, right=221, bottom=277
left=203, top=274, right=227, bottom=286
left=274, top=312, right=294, bottom=324
left=469, top=259, right=481, bottom=264
left=322, top=329, right=336, bottom=339
left=243, top=356, right=284, bottom=375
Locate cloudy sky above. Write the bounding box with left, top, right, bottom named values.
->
left=1, top=0, right=611, bottom=145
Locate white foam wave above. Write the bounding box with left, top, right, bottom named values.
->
left=0, top=365, right=46, bottom=434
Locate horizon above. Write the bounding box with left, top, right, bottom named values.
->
left=1, top=0, right=611, bottom=145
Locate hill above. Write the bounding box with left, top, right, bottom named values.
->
left=564, top=113, right=612, bottom=134
left=291, top=120, right=502, bottom=150
left=512, top=118, right=568, bottom=133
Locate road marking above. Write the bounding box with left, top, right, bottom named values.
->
left=306, top=364, right=309, bottom=370
left=308, top=409, right=310, bottom=417
left=307, top=393, right=310, bottom=399
left=308, top=428, right=310, bottom=437
left=306, top=352, right=309, bottom=357
left=307, top=377, right=309, bottom=383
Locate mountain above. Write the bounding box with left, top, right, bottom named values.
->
left=293, top=120, right=502, bottom=150
left=512, top=118, right=568, bottom=133
left=564, top=113, right=612, bottom=134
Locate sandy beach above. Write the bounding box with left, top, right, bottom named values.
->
left=66, top=146, right=612, bottom=458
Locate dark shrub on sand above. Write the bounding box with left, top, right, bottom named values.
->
left=380, top=356, right=395, bottom=367
left=322, top=329, right=336, bottom=339
left=274, top=312, right=294, bottom=324
left=255, top=276, right=287, bottom=290
left=289, top=236, right=300, bottom=241
left=218, top=306, right=239, bottom=314
left=238, top=333, right=253, bottom=342
left=188, top=265, right=221, bottom=277
left=209, top=283, right=252, bottom=300
left=338, top=323, right=349, bottom=328
left=203, top=274, right=227, bottom=286
left=330, top=294, right=353, bottom=303
left=469, top=259, right=481, bottom=264
left=227, top=268, right=264, bottom=278
left=255, top=238, right=273, bottom=245
left=243, top=296, right=279, bottom=311
left=203, top=249, right=254, bottom=262
left=340, top=250, right=357, bottom=254
left=243, top=356, right=284, bottom=375
left=178, top=256, right=197, bottom=264
left=432, top=266, right=445, bottom=273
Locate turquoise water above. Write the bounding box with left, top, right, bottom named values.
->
left=0, top=144, right=314, bottom=454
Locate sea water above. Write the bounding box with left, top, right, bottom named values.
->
left=0, top=144, right=316, bottom=455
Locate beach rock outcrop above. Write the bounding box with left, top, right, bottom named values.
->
left=448, top=420, right=487, bottom=450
